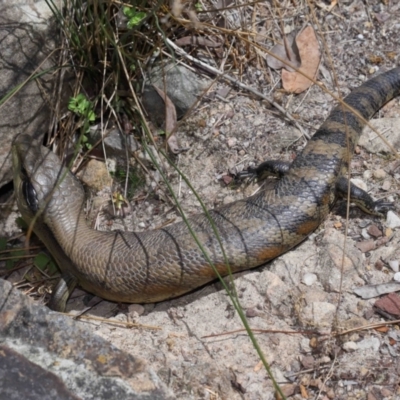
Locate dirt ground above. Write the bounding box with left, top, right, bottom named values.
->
left=5, top=0, right=400, bottom=399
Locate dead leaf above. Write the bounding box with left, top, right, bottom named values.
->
left=300, top=384, right=309, bottom=398
left=153, top=85, right=180, bottom=154
left=265, top=30, right=300, bottom=72
left=282, top=26, right=321, bottom=94
left=375, top=293, right=400, bottom=317
left=374, top=326, right=389, bottom=333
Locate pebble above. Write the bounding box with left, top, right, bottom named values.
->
left=227, top=137, right=237, bottom=148
left=367, top=225, right=382, bottom=238
left=302, top=273, right=317, bottom=286
left=363, top=170, right=372, bottom=180
left=303, top=302, right=336, bottom=327
left=381, top=180, right=391, bottom=191
left=394, top=272, right=400, bottom=282
left=77, top=159, right=113, bottom=191
left=357, top=337, right=380, bottom=351
left=350, top=178, right=367, bottom=192
left=343, top=341, right=358, bottom=352
left=223, top=195, right=235, bottom=205
left=361, top=228, right=371, bottom=240
left=373, top=169, right=386, bottom=179
left=388, top=260, right=399, bottom=272
left=128, top=304, right=145, bottom=316
left=386, top=211, right=400, bottom=229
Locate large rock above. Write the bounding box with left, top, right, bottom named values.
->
left=0, top=278, right=172, bottom=399
left=0, top=1, right=64, bottom=187
left=142, top=62, right=211, bottom=126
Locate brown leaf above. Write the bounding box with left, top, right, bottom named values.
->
left=282, top=26, right=321, bottom=94
left=153, top=85, right=180, bottom=154
left=375, top=293, right=400, bottom=317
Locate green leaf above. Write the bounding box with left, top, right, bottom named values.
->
left=16, top=217, right=28, bottom=230
left=47, top=259, right=59, bottom=275
left=6, top=249, right=24, bottom=270
left=33, top=253, right=51, bottom=271
left=127, top=12, right=146, bottom=28
left=0, top=237, right=7, bottom=251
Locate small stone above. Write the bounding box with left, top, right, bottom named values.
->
left=300, top=338, right=312, bottom=352
left=77, top=159, right=113, bottom=191
left=381, top=388, right=393, bottom=397
left=386, top=227, right=393, bottom=237
left=128, top=304, right=145, bottom=316
left=223, top=195, right=235, bottom=205
left=227, top=137, right=237, bottom=148
left=343, top=341, right=358, bottom=352
left=375, top=260, right=384, bottom=270
left=373, top=169, right=386, bottom=179
left=361, top=228, right=371, bottom=240
left=302, top=273, right=317, bottom=286
left=387, top=211, right=400, bottom=229
left=363, top=170, right=372, bottom=180
left=302, top=302, right=336, bottom=327
left=381, top=180, right=391, bottom=191
left=358, top=337, right=380, bottom=351
left=351, top=178, right=368, bottom=192
left=245, top=308, right=258, bottom=318
left=367, top=225, right=382, bottom=238
left=279, top=384, right=296, bottom=398
left=394, top=272, right=400, bottom=282
left=388, top=260, right=399, bottom=272
left=356, top=240, right=375, bottom=253
left=301, top=355, right=315, bottom=369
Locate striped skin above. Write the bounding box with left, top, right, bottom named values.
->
left=13, top=68, right=400, bottom=308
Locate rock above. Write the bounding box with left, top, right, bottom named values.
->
left=359, top=118, right=400, bottom=154
left=394, top=272, right=400, bottom=282
left=0, top=0, right=71, bottom=187
left=142, top=62, right=211, bottom=126
left=361, top=228, right=371, bottom=239
left=356, top=239, right=375, bottom=253
left=381, top=180, right=391, bottom=191
left=279, top=384, right=296, bottom=398
left=363, top=170, right=372, bottom=180
left=319, top=228, right=365, bottom=292
left=77, top=159, right=113, bottom=191
left=0, top=278, right=172, bottom=399
left=357, top=337, right=380, bottom=351
left=302, top=272, right=318, bottom=286
left=88, top=127, right=140, bottom=158
left=373, top=169, right=386, bottom=179
left=353, top=282, right=400, bottom=299
left=388, top=260, right=399, bottom=272
left=350, top=178, right=368, bottom=192
left=302, top=302, right=336, bottom=327
left=386, top=211, right=400, bottom=229
left=342, top=341, right=358, bottom=352
left=259, top=271, right=291, bottom=308
left=367, top=225, right=382, bottom=238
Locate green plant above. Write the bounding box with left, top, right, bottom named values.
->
left=68, top=94, right=95, bottom=122
left=33, top=253, right=58, bottom=275
left=68, top=94, right=95, bottom=149
left=123, top=6, right=147, bottom=28
left=0, top=237, right=26, bottom=270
